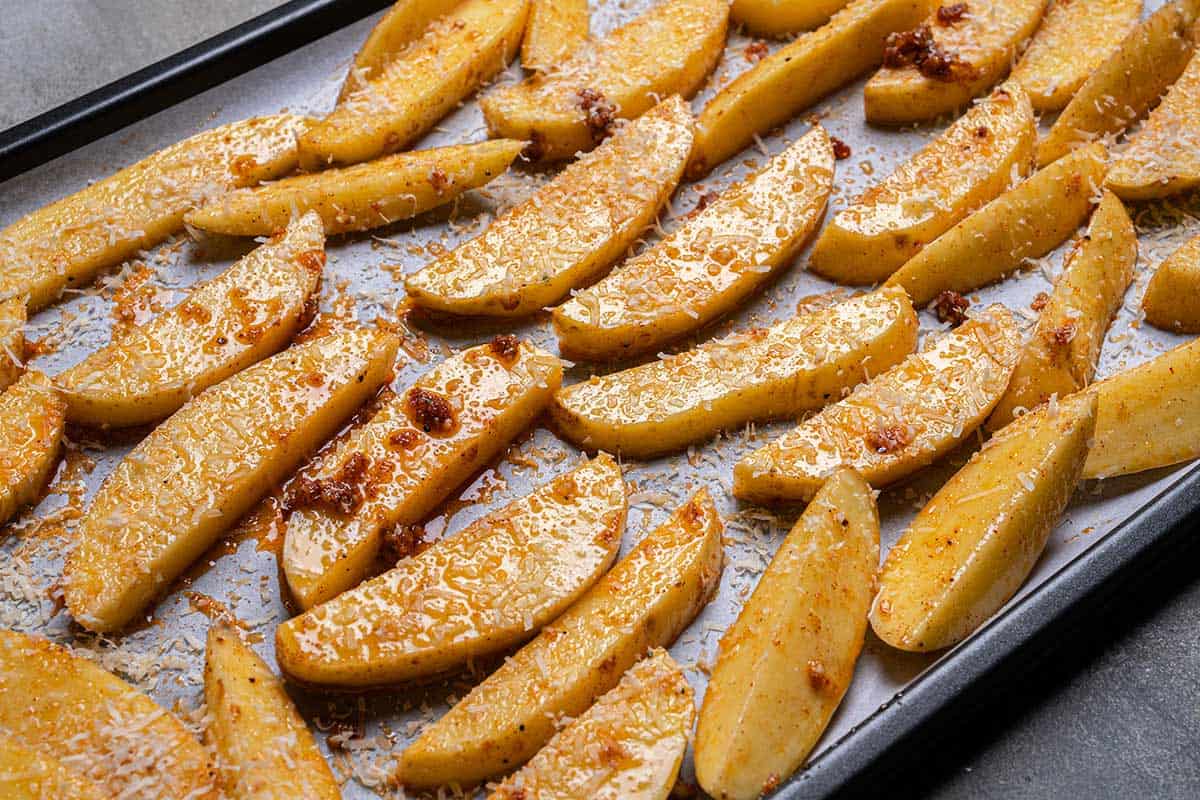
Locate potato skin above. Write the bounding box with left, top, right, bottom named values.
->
left=732, top=0, right=851, bottom=36
left=0, top=371, right=65, bottom=527
left=1144, top=234, right=1200, bottom=333
left=338, top=0, right=449, bottom=100
left=521, top=0, right=588, bottom=72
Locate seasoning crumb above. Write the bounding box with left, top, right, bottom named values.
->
left=932, top=290, right=970, bottom=327
left=831, top=136, right=852, bottom=160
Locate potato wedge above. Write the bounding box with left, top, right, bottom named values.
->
left=0, top=115, right=308, bottom=312
left=1143, top=235, right=1200, bottom=332
left=808, top=85, right=1036, bottom=285
left=481, top=0, right=726, bottom=161
left=0, top=738, right=107, bottom=800
left=521, top=0, right=589, bottom=72
left=0, top=371, right=65, bottom=527
left=732, top=0, right=852, bottom=36
left=872, top=392, right=1097, bottom=652
left=488, top=648, right=694, bottom=800
left=987, top=191, right=1137, bottom=430
left=299, top=0, right=529, bottom=169
left=57, top=211, right=325, bottom=428
left=282, top=337, right=562, bottom=610
left=397, top=490, right=724, bottom=789
left=1037, top=1, right=1196, bottom=167
left=186, top=140, right=523, bottom=237
left=205, top=625, right=340, bottom=799
left=695, top=468, right=878, bottom=800
left=885, top=143, right=1108, bottom=307
left=405, top=97, right=693, bottom=317
left=0, top=628, right=217, bottom=798
left=552, top=289, right=918, bottom=458
left=689, top=0, right=934, bottom=177
left=1010, top=0, right=1142, bottom=112
left=0, top=298, right=24, bottom=392
left=734, top=306, right=1022, bottom=503
left=338, top=0, right=449, bottom=100
left=553, top=127, right=835, bottom=361
left=276, top=454, right=625, bottom=687
left=64, top=326, right=399, bottom=633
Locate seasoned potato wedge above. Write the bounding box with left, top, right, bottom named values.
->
left=481, top=0, right=726, bottom=161
left=695, top=468, right=878, bottom=800
left=1010, top=0, right=1142, bottom=112
left=0, top=115, right=308, bottom=312
left=732, top=0, right=852, bottom=36
left=299, top=0, right=529, bottom=169
left=521, top=0, right=589, bottom=72
left=282, top=338, right=562, bottom=610
left=64, top=327, right=399, bottom=633
left=186, top=141, right=523, bottom=237
left=57, top=212, right=325, bottom=428
left=689, top=0, right=934, bottom=177
left=0, top=629, right=217, bottom=798
left=205, top=625, right=340, bottom=799
left=734, top=307, right=1022, bottom=503
left=405, top=97, right=693, bottom=317
left=0, top=738, right=107, bottom=800
left=808, top=85, right=1036, bottom=285
left=0, top=298, right=24, bottom=392
left=1037, top=1, right=1196, bottom=167
left=0, top=371, right=65, bottom=527
left=872, top=392, right=1097, bottom=651
left=885, top=143, right=1108, bottom=307
left=552, top=289, right=918, bottom=458
left=338, top=0, right=449, bottom=100
left=398, top=490, right=724, bottom=789
left=987, top=191, right=1137, bottom=430
left=488, top=648, right=694, bottom=800
left=1143, top=235, right=1200, bottom=332
left=553, top=127, right=834, bottom=361
left=276, top=454, right=625, bottom=687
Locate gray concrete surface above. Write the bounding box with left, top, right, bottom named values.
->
left=3, top=3, right=1198, bottom=798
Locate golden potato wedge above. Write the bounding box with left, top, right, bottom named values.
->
left=689, top=0, right=934, bottom=177
left=338, top=0, right=449, bottom=100
left=0, top=114, right=308, bottom=312
left=0, top=371, right=65, bottom=527
left=276, top=454, right=625, bottom=687
left=205, top=625, right=340, bottom=799
left=885, top=143, right=1108, bottom=307
left=186, top=140, right=523, bottom=237
left=0, top=298, right=24, bottom=392
left=872, top=391, right=1097, bottom=652
left=405, top=97, right=693, bottom=317
left=57, top=211, right=325, bottom=428
left=1037, top=1, right=1196, bottom=167
left=808, top=85, right=1036, bottom=285
left=481, top=0, right=726, bottom=161
left=734, top=306, right=1022, bottom=503
left=488, top=648, right=694, bottom=800
left=1010, top=0, right=1142, bottom=112
left=862, top=0, right=1046, bottom=124
left=552, top=288, right=918, bottom=458
left=299, top=0, right=529, bottom=169
left=0, top=628, right=217, bottom=798
left=987, top=191, right=1137, bottom=430
left=282, top=337, right=562, bottom=610
left=1143, top=235, right=1200, bottom=332
left=695, top=468, right=879, bottom=800
left=0, top=738, right=107, bottom=800
left=553, top=127, right=835, bottom=361
left=64, top=326, right=399, bottom=633
left=732, top=0, right=852, bottom=36
left=521, top=0, right=589, bottom=72
left=397, top=490, right=724, bottom=789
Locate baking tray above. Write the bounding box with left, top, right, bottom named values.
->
left=2, top=1, right=1198, bottom=797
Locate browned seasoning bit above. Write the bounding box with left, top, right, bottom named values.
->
left=866, top=424, right=911, bottom=454
left=807, top=659, right=835, bottom=692
left=284, top=452, right=370, bottom=515
left=521, top=132, right=547, bottom=162
left=576, top=87, right=617, bottom=143
left=1050, top=321, right=1078, bottom=347
left=428, top=166, right=450, bottom=195
left=380, top=523, right=426, bottom=564
left=407, top=387, right=455, bottom=434
left=744, top=40, right=769, bottom=62
left=831, top=136, right=852, bottom=160
left=488, top=333, right=521, bottom=365
left=883, top=25, right=977, bottom=82
left=936, top=3, right=968, bottom=25
left=1031, top=292, right=1050, bottom=312
left=932, top=290, right=970, bottom=327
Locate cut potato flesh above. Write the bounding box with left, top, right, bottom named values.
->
left=64, top=326, right=400, bottom=633
left=205, top=625, right=340, bottom=799
left=872, top=392, right=1097, bottom=652
left=0, top=628, right=217, bottom=798
left=690, top=0, right=934, bottom=177
left=339, top=0, right=450, bottom=100
left=808, top=85, right=1036, bottom=285
left=0, top=371, right=65, bottom=527
left=987, top=191, right=1137, bottom=430
left=0, top=737, right=107, bottom=800
left=0, top=298, right=24, bottom=392
left=405, top=96, right=693, bottom=317
left=282, top=338, right=563, bottom=610
left=299, top=0, right=529, bottom=169
left=1144, top=234, right=1200, bottom=333
left=487, top=648, right=694, bottom=800
left=57, top=212, right=325, bottom=428
left=695, top=468, right=879, bottom=800
left=521, top=0, right=589, bottom=72
left=0, top=115, right=308, bottom=312
left=552, top=288, right=918, bottom=459
left=732, top=0, right=852, bottom=36
left=481, top=0, right=727, bottom=161
left=186, top=140, right=524, bottom=237
left=397, top=490, right=724, bottom=789
left=276, top=454, right=625, bottom=687
left=553, top=127, right=835, bottom=361
left=734, top=306, right=1022, bottom=503
left=885, top=143, right=1108, bottom=307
